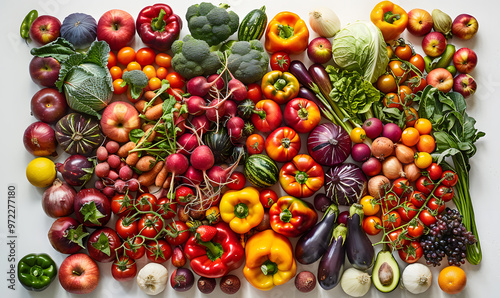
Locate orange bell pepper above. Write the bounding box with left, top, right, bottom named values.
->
left=265, top=12, right=309, bottom=54
left=370, top=1, right=408, bottom=42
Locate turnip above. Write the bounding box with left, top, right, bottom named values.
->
left=177, top=133, right=199, bottom=156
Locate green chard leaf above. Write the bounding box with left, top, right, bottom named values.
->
left=30, top=37, right=76, bottom=62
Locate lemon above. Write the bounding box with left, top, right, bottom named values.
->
left=26, top=157, right=56, bottom=188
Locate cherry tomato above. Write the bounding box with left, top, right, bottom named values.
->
left=382, top=192, right=400, bottom=211
left=414, top=152, right=433, bottom=169
left=166, top=72, right=185, bottom=89
left=417, top=135, right=436, bottom=153
left=382, top=92, right=403, bottom=110
left=350, top=127, right=366, bottom=144
left=113, top=79, right=127, bottom=95
left=383, top=211, right=402, bottom=230
left=408, top=75, right=427, bottom=93
left=138, top=213, right=164, bottom=238
left=401, top=127, right=420, bottom=147
left=395, top=44, right=413, bottom=61
left=108, top=51, right=117, bottom=69
left=135, top=193, right=158, bottom=212
left=426, top=163, right=443, bottom=181
left=149, top=77, right=162, bottom=90
left=175, top=186, right=195, bottom=206
left=165, top=221, right=190, bottom=246
left=136, top=47, right=156, bottom=67
left=146, top=239, right=172, bottom=263
left=405, top=107, right=419, bottom=127
left=111, top=256, right=137, bottom=281
left=376, top=74, right=398, bottom=93
left=427, top=197, right=446, bottom=214
left=387, top=45, right=395, bottom=59
left=246, top=133, right=265, bottom=155
left=226, top=171, right=246, bottom=190
left=409, top=190, right=427, bottom=208
left=414, top=118, right=432, bottom=135
left=441, top=170, right=458, bottom=187
left=415, top=176, right=435, bottom=195
left=389, top=60, right=409, bottom=83
left=109, top=66, right=123, bottom=80
left=124, top=237, right=146, bottom=260
left=419, top=209, right=437, bottom=226
left=398, top=241, right=423, bottom=264
left=157, top=197, right=178, bottom=220
left=399, top=85, right=413, bottom=106
left=115, top=216, right=139, bottom=240
left=363, top=216, right=383, bottom=235
left=387, top=229, right=410, bottom=250
left=359, top=195, right=380, bottom=216
left=111, top=194, right=135, bottom=216
left=155, top=53, right=172, bottom=68
left=270, top=52, right=291, bottom=71
left=409, top=54, right=425, bottom=76
left=407, top=220, right=425, bottom=238
left=117, top=47, right=136, bottom=65
left=397, top=201, right=418, bottom=222
left=167, top=87, right=185, bottom=101
left=205, top=206, right=221, bottom=225
left=126, top=61, right=142, bottom=71
left=392, top=177, right=411, bottom=198
left=247, top=83, right=263, bottom=104
left=143, top=65, right=157, bottom=79
left=156, top=67, right=168, bottom=80
left=259, top=189, right=279, bottom=209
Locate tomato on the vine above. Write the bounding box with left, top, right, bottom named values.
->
left=409, top=54, right=425, bottom=75
left=441, top=170, right=458, bottom=187
left=427, top=197, right=446, bottom=214
left=246, top=83, right=263, bottom=104
left=135, top=193, right=158, bottom=212
left=124, top=237, right=146, bottom=260
left=383, top=211, right=402, bottom=230
left=359, top=195, right=380, bottom=216
left=433, top=185, right=454, bottom=202
left=407, top=219, right=425, bottom=238
left=392, top=177, right=411, bottom=198
left=259, top=189, right=278, bottom=209
left=246, top=133, right=265, bottom=155
left=376, top=74, right=397, bottom=93
left=426, top=163, right=443, bottom=181
left=363, top=216, right=383, bottom=235
left=399, top=85, right=413, bottom=106
left=165, top=221, right=190, bottom=246
left=175, top=186, right=195, bottom=206
left=398, top=240, right=423, bottom=264
left=387, top=229, right=410, bottom=250
left=395, top=44, right=413, bottom=61
left=111, top=256, right=137, bottom=282
left=408, top=75, right=427, bottom=93
left=270, top=52, right=291, bottom=71
left=111, top=194, right=135, bottom=216
left=138, top=213, right=164, bottom=238
left=409, top=190, right=427, bottom=208
left=382, top=92, right=403, bottom=110
left=205, top=206, right=221, bottom=225
left=419, top=209, right=437, bottom=226
left=226, top=171, right=246, bottom=190
left=157, top=197, right=178, bottom=220
left=397, top=201, right=418, bottom=222
left=382, top=192, right=400, bottom=211
left=415, top=176, right=435, bottom=195
left=115, top=216, right=139, bottom=240
left=146, top=239, right=172, bottom=263
left=389, top=60, right=409, bottom=83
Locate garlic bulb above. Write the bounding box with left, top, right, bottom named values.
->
left=432, top=9, right=453, bottom=39
left=137, top=263, right=169, bottom=295
left=340, top=268, right=371, bottom=297
left=309, top=8, right=341, bottom=38
left=402, top=263, right=432, bottom=294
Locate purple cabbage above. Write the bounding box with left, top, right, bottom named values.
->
left=325, top=163, right=367, bottom=206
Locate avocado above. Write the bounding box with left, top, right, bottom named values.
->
left=372, top=250, right=400, bottom=293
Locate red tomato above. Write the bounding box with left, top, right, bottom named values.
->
left=382, top=92, right=403, bottom=111
left=407, top=220, right=424, bottom=238
left=175, top=186, right=195, bottom=206
left=251, top=99, right=282, bottom=133
left=138, top=213, right=164, bottom=238
left=146, top=239, right=172, bottom=263
left=397, top=202, right=418, bottom=222
left=157, top=197, right=178, bottom=220
left=259, top=189, right=279, bottom=208
left=363, top=216, right=383, bottom=235
left=383, top=211, right=402, bottom=230
left=426, top=197, right=446, bottom=214
left=165, top=221, right=190, bottom=246
left=408, top=76, right=427, bottom=93
left=247, top=83, right=263, bottom=104
left=415, top=176, right=434, bottom=195
left=270, top=52, right=291, bottom=71
left=409, top=190, right=427, bottom=208
left=426, top=163, right=443, bottom=181
left=111, top=256, right=137, bottom=281
left=124, top=237, right=146, bottom=260
left=441, top=170, right=458, bottom=187
left=398, top=241, right=423, bottom=264
left=419, top=209, right=437, bottom=226
left=111, top=194, right=135, bottom=216
left=226, top=171, right=246, bottom=190
left=166, top=72, right=185, bottom=89
left=388, top=60, right=409, bottom=83
left=135, top=193, right=158, bottom=212
left=409, top=54, right=425, bottom=75
left=135, top=47, right=156, bottom=67
left=433, top=185, right=454, bottom=202
left=395, top=44, right=413, bottom=61
left=246, top=134, right=265, bottom=155
left=382, top=192, right=400, bottom=211
left=376, top=74, right=397, bottom=93
left=115, top=216, right=139, bottom=240
left=167, top=87, right=185, bottom=101
left=392, top=177, right=411, bottom=198
left=387, top=229, right=410, bottom=250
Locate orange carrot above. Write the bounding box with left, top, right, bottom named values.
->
left=144, top=90, right=156, bottom=101
left=145, top=103, right=164, bottom=121
left=125, top=151, right=140, bottom=166
left=117, top=141, right=136, bottom=158
left=138, top=161, right=164, bottom=187
left=136, top=156, right=157, bottom=172
left=155, top=164, right=169, bottom=187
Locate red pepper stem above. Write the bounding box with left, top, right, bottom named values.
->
left=295, top=171, right=309, bottom=185
left=151, top=9, right=167, bottom=32
left=280, top=208, right=293, bottom=223
left=234, top=203, right=249, bottom=219
left=383, top=11, right=401, bottom=24
left=252, top=109, right=267, bottom=120
left=273, top=78, right=287, bottom=91
left=261, top=260, right=278, bottom=276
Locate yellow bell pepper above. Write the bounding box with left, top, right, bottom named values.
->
left=219, top=187, right=264, bottom=234
left=265, top=12, right=309, bottom=54
left=243, top=229, right=297, bottom=291
left=370, top=1, right=408, bottom=42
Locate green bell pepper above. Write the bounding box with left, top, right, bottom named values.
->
left=18, top=253, right=57, bottom=291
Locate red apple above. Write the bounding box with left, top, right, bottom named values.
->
left=31, top=88, right=67, bottom=123
left=58, top=253, right=99, bottom=294
left=307, top=37, right=332, bottom=64
left=407, top=9, right=434, bottom=37
left=100, top=101, right=141, bottom=142
left=426, top=68, right=454, bottom=93
left=29, top=56, right=61, bottom=87
left=453, top=47, right=478, bottom=74
left=452, top=14, right=479, bottom=40
left=453, top=74, right=477, bottom=98
left=29, top=15, right=61, bottom=45
left=97, top=9, right=135, bottom=51
left=422, top=32, right=447, bottom=57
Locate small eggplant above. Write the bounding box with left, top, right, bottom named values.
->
left=308, top=64, right=332, bottom=102
left=289, top=60, right=318, bottom=91
left=346, top=203, right=375, bottom=271
left=295, top=204, right=339, bottom=264
left=318, top=224, right=347, bottom=290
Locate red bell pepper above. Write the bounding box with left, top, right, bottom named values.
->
left=136, top=4, right=182, bottom=51
left=283, top=98, right=321, bottom=133
left=279, top=154, right=325, bottom=198
left=269, top=196, right=318, bottom=237
left=184, top=222, right=244, bottom=278
left=251, top=99, right=283, bottom=133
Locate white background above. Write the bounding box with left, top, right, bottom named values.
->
left=1, top=0, right=499, bottom=297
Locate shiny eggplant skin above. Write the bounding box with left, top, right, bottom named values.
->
left=317, top=225, right=346, bottom=290
left=346, top=213, right=375, bottom=270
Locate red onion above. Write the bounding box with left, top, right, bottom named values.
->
left=74, top=188, right=111, bottom=228
left=42, top=179, right=76, bottom=218
left=307, top=123, right=351, bottom=166
left=48, top=217, right=87, bottom=254
left=351, top=143, right=371, bottom=162
left=23, top=121, right=57, bottom=156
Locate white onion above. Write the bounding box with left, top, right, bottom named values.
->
left=309, top=7, right=341, bottom=38
left=341, top=268, right=371, bottom=297
left=402, top=263, right=432, bottom=294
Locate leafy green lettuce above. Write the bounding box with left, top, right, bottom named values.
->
left=56, top=41, right=113, bottom=118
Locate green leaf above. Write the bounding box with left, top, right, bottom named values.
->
left=82, top=41, right=111, bottom=68
left=55, top=52, right=85, bottom=91
left=91, top=232, right=111, bottom=256
left=80, top=201, right=105, bottom=226
left=65, top=76, right=113, bottom=119
left=30, top=37, right=76, bottom=62
left=65, top=224, right=89, bottom=249
left=129, top=129, right=145, bottom=143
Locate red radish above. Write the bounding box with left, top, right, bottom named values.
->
left=105, top=141, right=120, bottom=154
left=362, top=117, right=384, bottom=139
left=183, top=166, right=204, bottom=186
left=96, top=146, right=108, bottom=161
left=186, top=76, right=211, bottom=97
left=190, top=145, right=214, bottom=171
left=382, top=123, right=403, bottom=143
left=227, top=117, right=245, bottom=143
left=95, top=162, right=110, bottom=178
left=177, top=133, right=199, bottom=155
left=165, top=153, right=190, bottom=195
left=227, top=77, right=247, bottom=101
left=189, top=114, right=210, bottom=135
left=186, top=96, right=207, bottom=116
left=205, top=98, right=226, bottom=123
left=207, top=74, right=225, bottom=91
left=206, top=158, right=240, bottom=187
left=224, top=100, right=238, bottom=118
left=362, top=157, right=382, bottom=177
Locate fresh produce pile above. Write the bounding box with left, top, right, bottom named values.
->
left=21, top=1, right=483, bottom=296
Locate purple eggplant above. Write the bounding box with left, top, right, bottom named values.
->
left=346, top=203, right=375, bottom=270
left=295, top=204, right=339, bottom=264
left=289, top=60, right=318, bottom=91
left=309, top=64, right=332, bottom=102
left=298, top=87, right=327, bottom=111
left=317, top=224, right=347, bottom=290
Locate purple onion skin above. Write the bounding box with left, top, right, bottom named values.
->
left=382, top=122, right=403, bottom=143
left=337, top=211, right=349, bottom=225
left=314, top=193, right=333, bottom=212
left=325, top=163, right=367, bottom=206
left=171, top=268, right=195, bottom=292
left=48, top=217, right=87, bottom=254
left=307, top=123, right=351, bottom=167
left=42, top=179, right=76, bottom=218
left=56, top=154, right=94, bottom=187
left=351, top=143, right=371, bottom=162
left=74, top=188, right=111, bottom=228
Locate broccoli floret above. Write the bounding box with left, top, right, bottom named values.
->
left=171, top=35, right=223, bottom=79
left=121, top=70, right=149, bottom=99
left=186, top=2, right=239, bottom=46
left=226, top=40, right=270, bottom=84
